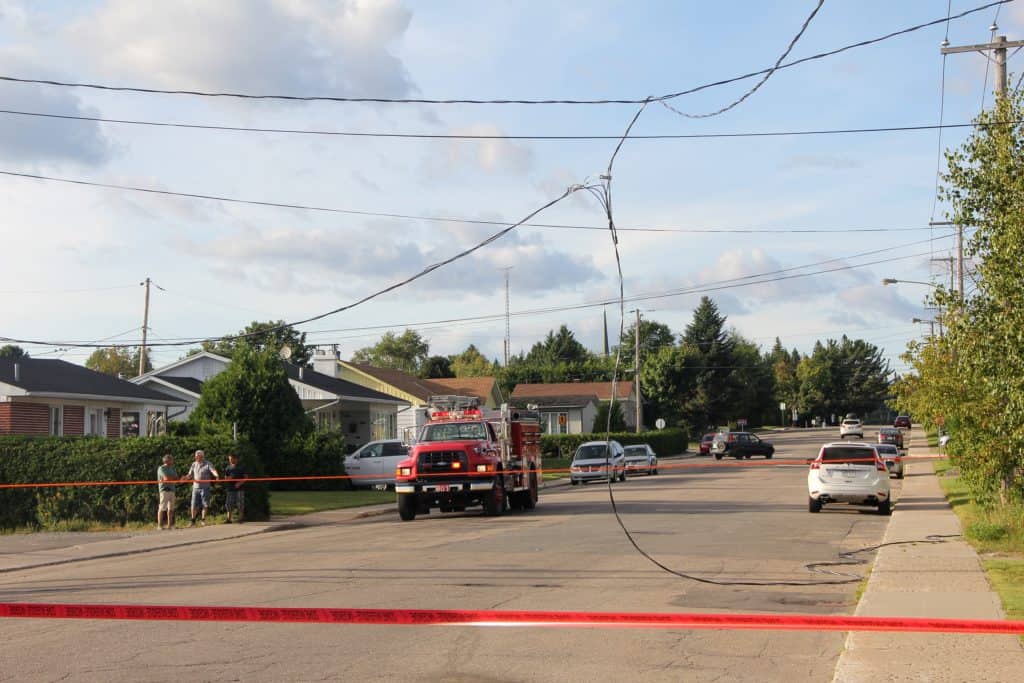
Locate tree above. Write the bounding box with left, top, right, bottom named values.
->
left=525, top=325, right=591, bottom=365
left=420, top=355, right=454, bottom=379
left=203, top=320, right=312, bottom=367
left=591, top=401, right=627, bottom=433
left=85, top=347, right=151, bottom=378
left=450, top=344, right=496, bottom=378
left=679, top=297, right=736, bottom=430
left=769, top=338, right=800, bottom=423
left=190, top=346, right=311, bottom=467
left=0, top=345, right=29, bottom=361
left=795, top=337, right=890, bottom=421
left=351, top=330, right=429, bottom=374
left=640, top=344, right=700, bottom=430
left=618, top=319, right=676, bottom=370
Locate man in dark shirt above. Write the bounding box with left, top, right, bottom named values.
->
left=224, top=453, right=248, bottom=524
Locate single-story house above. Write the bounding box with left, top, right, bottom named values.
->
left=312, top=348, right=502, bottom=437
left=133, top=351, right=408, bottom=447
left=510, top=381, right=636, bottom=434
left=0, top=358, right=187, bottom=438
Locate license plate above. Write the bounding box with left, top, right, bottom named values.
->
left=374, top=484, right=388, bottom=491
left=435, top=484, right=450, bottom=492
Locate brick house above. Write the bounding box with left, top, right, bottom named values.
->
left=0, top=358, right=187, bottom=438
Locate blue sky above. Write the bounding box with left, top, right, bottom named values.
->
left=0, top=0, right=1017, bottom=373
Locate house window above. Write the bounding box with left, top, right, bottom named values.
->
left=121, top=412, right=140, bottom=438
left=543, top=412, right=569, bottom=435
left=49, top=406, right=63, bottom=436
left=86, top=408, right=106, bottom=437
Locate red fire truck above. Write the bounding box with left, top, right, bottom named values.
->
left=394, top=395, right=541, bottom=521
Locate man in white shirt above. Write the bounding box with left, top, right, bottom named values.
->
left=182, top=450, right=219, bottom=527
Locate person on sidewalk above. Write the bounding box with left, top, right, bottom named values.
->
left=156, top=454, right=178, bottom=530
left=223, top=453, right=247, bottom=524
left=182, top=449, right=219, bottom=527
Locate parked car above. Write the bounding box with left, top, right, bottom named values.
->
left=874, top=443, right=904, bottom=479
left=877, top=427, right=904, bottom=449
left=570, top=440, right=626, bottom=485
left=839, top=418, right=864, bottom=439
left=343, top=439, right=409, bottom=488
left=710, top=431, right=774, bottom=460
left=699, top=433, right=716, bottom=456
left=807, top=442, right=891, bottom=515
left=624, top=444, right=658, bottom=476
left=894, top=415, right=912, bottom=430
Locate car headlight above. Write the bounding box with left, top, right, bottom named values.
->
left=476, top=464, right=491, bottom=473
left=397, top=467, right=412, bottom=477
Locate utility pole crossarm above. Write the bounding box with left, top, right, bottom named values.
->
left=940, top=39, right=1024, bottom=55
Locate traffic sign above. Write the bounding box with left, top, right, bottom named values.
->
left=655, top=418, right=666, bottom=430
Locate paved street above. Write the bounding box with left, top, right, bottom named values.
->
left=0, top=429, right=900, bottom=682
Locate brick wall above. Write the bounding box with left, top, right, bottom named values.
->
left=63, top=405, right=84, bottom=436
left=106, top=407, right=121, bottom=439
left=0, top=402, right=50, bottom=436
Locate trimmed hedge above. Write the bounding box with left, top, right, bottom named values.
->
left=540, top=427, right=689, bottom=460
left=0, top=435, right=268, bottom=529
left=269, top=431, right=348, bottom=491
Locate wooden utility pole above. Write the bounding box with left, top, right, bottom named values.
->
left=139, top=277, right=151, bottom=376
left=634, top=309, right=642, bottom=433
left=941, top=35, right=1024, bottom=100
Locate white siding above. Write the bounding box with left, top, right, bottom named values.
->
left=163, top=355, right=229, bottom=382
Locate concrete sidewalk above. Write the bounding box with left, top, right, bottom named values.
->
left=832, top=435, right=1024, bottom=682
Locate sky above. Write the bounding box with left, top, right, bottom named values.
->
left=0, top=0, right=1018, bottom=375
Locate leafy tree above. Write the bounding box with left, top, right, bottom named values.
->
left=618, top=319, right=676, bottom=370
left=640, top=344, right=700, bottom=430
left=591, top=401, right=627, bottom=433
left=450, top=344, right=496, bottom=378
left=85, top=347, right=151, bottom=378
left=351, top=329, right=429, bottom=374
left=729, top=335, right=776, bottom=426
left=0, top=345, right=29, bottom=360
left=203, top=320, right=312, bottom=367
left=190, top=347, right=311, bottom=468
left=420, top=355, right=454, bottom=379
left=795, top=337, right=889, bottom=421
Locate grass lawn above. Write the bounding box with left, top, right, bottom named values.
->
left=933, top=459, right=1024, bottom=630
left=542, top=457, right=571, bottom=481
left=271, top=489, right=394, bottom=516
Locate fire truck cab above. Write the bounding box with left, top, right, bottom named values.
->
left=394, top=395, right=541, bottom=521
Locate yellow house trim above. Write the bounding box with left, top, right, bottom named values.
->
left=336, top=362, right=426, bottom=405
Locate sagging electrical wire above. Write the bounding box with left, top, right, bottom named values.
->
left=662, top=0, right=824, bottom=119
left=0, top=1, right=1008, bottom=105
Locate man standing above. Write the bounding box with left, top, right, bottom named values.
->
left=224, top=453, right=247, bottom=524
left=182, top=450, right=219, bottom=527
left=156, top=454, right=178, bottom=530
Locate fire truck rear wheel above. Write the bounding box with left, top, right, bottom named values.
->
left=397, top=493, right=417, bottom=521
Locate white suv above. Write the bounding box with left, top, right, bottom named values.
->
left=839, top=418, right=863, bottom=439
left=807, top=442, right=891, bottom=515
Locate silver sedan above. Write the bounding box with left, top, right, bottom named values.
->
left=623, top=444, right=658, bottom=476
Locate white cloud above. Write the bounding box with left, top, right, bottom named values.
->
left=71, top=0, right=415, bottom=98
left=422, top=123, right=534, bottom=179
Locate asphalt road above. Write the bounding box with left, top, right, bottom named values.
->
left=0, top=428, right=901, bottom=682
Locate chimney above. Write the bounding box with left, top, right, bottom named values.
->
left=299, top=366, right=305, bottom=381
left=13, top=363, right=20, bottom=383
left=313, top=345, right=340, bottom=378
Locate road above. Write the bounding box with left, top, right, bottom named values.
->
left=0, top=428, right=901, bottom=682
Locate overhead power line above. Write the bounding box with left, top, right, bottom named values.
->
left=0, top=1, right=1009, bottom=105
left=3, top=108, right=1019, bottom=142
left=2, top=232, right=954, bottom=350
left=0, top=168, right=969, bottom=235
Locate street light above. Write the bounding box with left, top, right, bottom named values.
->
left=912, top=317, right=938, bottom=338
left=882, top=278, right=937, bottom=288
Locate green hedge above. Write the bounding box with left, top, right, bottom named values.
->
left=0, top=435, right=269, bottom=530
left=268, top=431, right=348, bottom=491
left=540, top=427, right=689, bottom=460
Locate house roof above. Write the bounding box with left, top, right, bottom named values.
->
left=154, top=376, right=204, bottom=395
left=284, top=364, right=408, bottom=404
left=510, top=381, right=632, bottom=402
left=132, top=351, right=230, bottom=383
left=426, top=376, right=499, bottom=402
left=510, top=394, right=597, bottom=409
left=0, top=358, right=187, bottom=404
left=346, top=364, right=446, bottom=402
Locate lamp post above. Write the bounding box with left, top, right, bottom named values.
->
left=912, top=317, right=938, bottom=338
left=884, top=279, right=943, bottom=337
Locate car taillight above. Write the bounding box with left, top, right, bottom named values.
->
left=810, top=460, right=821, bottom=470
left=875, top=460, right=887, bottom=472
left=728, top=434, right=735, bottom=443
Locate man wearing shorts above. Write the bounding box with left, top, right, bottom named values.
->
left=183, top=450, right=219, bottom=527
left=224, top=453, right=248, bottom=524
left=156, top=454, right=178, bottom=530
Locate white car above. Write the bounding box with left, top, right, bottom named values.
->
left=623, top=444, right=658, bottom=476
left=570, top=441, right=626, bottom=485
left=343, top=440, right=409, bottom=488
left=808, top=442, right=891, bottom=515
left=839, top=418, right=864, bottom=439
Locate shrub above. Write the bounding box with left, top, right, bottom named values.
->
left=540, top=427, right=688, bottom=460
left=268, top=431, right=348, bottom=491
left=591, top=402, right=627, bottom=433
left=0, top=435, right=268, bottom=530
left=966, top=520, right=1010, bottom=542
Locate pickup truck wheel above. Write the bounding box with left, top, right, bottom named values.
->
left=619, top=468, right=627, bottom=482
left=483, top=475, right=506, bottom=516
left=765, top=450, right=773, bottom=459
left=808, top=496, right=822, bottom=513
left=714, top=453, right=723, bottom=460
left=570, top=479, right=579, bottom=486
left=878, top=498, right=892, bottom=516
left=397, top=493, right=417, bottom=521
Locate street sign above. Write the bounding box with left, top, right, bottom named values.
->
left=779, top=402, right=786, bottom=411
left=737, top=418, right=748, bottom=429
left=655, top=418, right=666, bottom=430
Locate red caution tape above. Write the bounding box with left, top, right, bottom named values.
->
left=1, top=602, right=1022, bottom=634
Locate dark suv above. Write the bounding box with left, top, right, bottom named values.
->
left=893, top=415, right=911, bottom=429
left=710, top=431, right=774, bottom=460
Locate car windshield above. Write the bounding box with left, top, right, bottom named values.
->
left=820, top=446, right=876, bottom=464
left=575, top=444, right=613, bottom=461
left=419, top=422, right=487, bottom=442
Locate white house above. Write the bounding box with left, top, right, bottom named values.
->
left=510, top=381, right=636, bottom=435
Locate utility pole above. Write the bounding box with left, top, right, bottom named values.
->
left=634, top=309, right=642, bottom=433
left=138, top=277, right=151, bottom=376
left=501, top=267, right=512, bottom=366
left=930, top=221, right=965, bottom=299
left=941, top=34, right=1024, bottom=102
